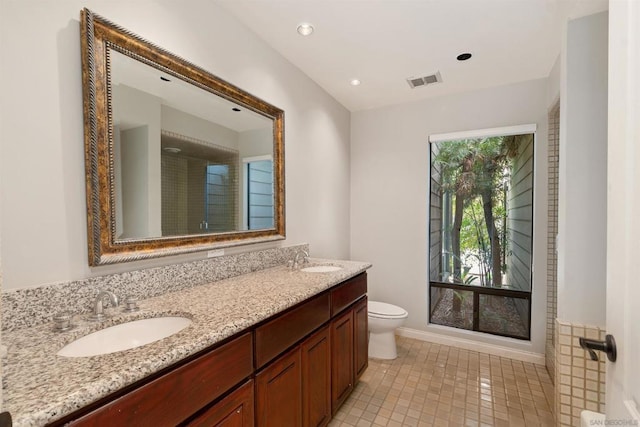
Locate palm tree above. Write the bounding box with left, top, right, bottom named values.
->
left=433, top=136, right=518, bottom=287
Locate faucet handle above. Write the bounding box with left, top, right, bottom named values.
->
left=123, top=296, right=140, bottom=313
left=53, top=311, right=73, bottom=331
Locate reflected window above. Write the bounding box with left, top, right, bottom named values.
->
left=160, top=131, right=239, bottom=236
left=429, top=131, right=534, bottom=339
left=205, top=164, right=235, bottom=232
left=244, top=157, right=274, bottom=230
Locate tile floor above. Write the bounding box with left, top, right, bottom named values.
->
left=329, top=336, right=555, bottom=427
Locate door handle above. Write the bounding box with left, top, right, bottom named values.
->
left=579, top=334, right=617, bottom=362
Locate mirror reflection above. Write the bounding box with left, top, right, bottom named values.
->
left=111, top=50, right=274, bottom=240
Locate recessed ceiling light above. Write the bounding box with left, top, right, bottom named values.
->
left=297, top=23, right=314, bottom=36
left=456, top=53, right=472, bottom=61
left=350, top=79, right=361, bottom=86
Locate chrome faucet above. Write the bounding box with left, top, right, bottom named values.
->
left=291, top=250, right=310, bottom=269
left=90, top=290, right=119, bottom=321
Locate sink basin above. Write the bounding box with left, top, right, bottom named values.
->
left=300, top=265, right=343, bottom=273
left=57, top=316, right=192, bottom=357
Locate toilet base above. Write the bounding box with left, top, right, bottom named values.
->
left=368, top=330, right=398, bottom=359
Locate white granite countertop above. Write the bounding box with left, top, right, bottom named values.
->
left=2, top=258, right=371, bottom=426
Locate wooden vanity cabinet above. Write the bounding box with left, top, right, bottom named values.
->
left=254, top=293, right=331, bottom=427
left=254, top=273, right=368, bottom=427
left=54, top=273, right=368, bottom=427
left=61, top=332, right=253, bottom=427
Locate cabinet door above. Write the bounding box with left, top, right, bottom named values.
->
left=256, top=346, right=302, bottom=427
left=186, top=380, right=254, bottom=427
left=354, top=297, right=368, bottom=381
left=331, top=309, right=354, bottom=415
left=301, top=326, right=331, bottom=427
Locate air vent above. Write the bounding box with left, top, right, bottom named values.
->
left=406, top=71, right=442, bottom=89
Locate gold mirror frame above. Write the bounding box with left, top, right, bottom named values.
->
left=81, top=9, right=285, bottom=266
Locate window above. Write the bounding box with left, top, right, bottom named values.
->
left=428, top=125, right=535, bottom=339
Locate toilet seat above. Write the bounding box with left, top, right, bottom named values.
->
left=368, top=301, right=408, bottom=319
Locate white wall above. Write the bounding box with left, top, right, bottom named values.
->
left=350, top=78, right=549, bottom=354
left=0, top=0, right=351, bottom=289
left=557, top=12, right=608, bottom=327
left=121, top=126, right=152, bottom=237
left=239, top=128, right=272, bottom=159
left=114, top=84, right=163, bottom=238
left=548, top=55, right=561, bottom=107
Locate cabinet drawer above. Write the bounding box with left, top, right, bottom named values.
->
left=67, top=333, right=253, bottom=426
left=185, top=379, right=254, bottom=427
left=330, top=273, right=367, bottom=316
left=255, top=293, right=330, bottom=369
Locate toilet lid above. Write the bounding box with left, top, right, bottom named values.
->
left=368, top=301, right=407, bottom=318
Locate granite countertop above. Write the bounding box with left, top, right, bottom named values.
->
left=2, top=258, right=371, bottom=427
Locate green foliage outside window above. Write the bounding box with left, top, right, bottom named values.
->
left=433, top=136, right=519, bottom=287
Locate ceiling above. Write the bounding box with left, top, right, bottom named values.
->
left=216, top=0, right=608, bottom=112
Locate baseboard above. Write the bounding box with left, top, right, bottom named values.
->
left=396, top=327, right=545, bottom=365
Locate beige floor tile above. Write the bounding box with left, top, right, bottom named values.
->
left=329, top=336, right=555, bottom=427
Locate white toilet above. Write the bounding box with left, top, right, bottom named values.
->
left=368, top=301, right=409, bottom=360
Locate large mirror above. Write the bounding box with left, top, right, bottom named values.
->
left=81, top=9, right=285, bottom=265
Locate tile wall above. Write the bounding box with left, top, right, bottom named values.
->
left=554, top=319, right=607, bottom=427
left=546, top=102, right=560, bottom=386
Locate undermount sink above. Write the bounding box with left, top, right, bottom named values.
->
left=300, top=265, right=343, bottom=273
left=57, top=316, right=192, bottom=358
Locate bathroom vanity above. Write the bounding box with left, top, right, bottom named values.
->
left=1, top=260, right=370, bottom=426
